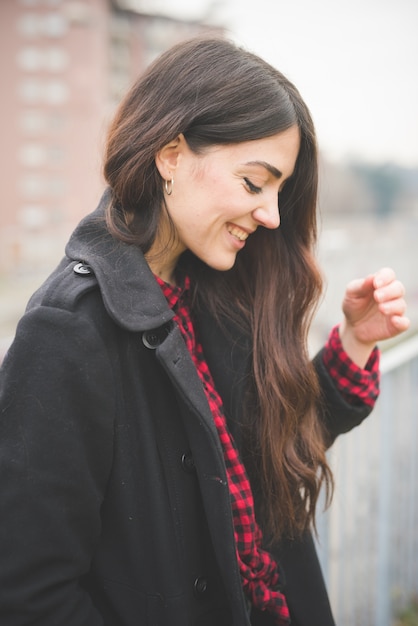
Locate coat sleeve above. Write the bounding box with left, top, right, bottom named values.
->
left=313, top=347, right=374, bottom=446
left=0, top=303, right=115, bottom=625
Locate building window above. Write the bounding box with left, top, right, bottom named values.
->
left=17, top=14, right=41, bottom=38
left=18, top=78, right=69, bottom=104
left=19, top=175, right=67, bottom=198
left=47, top=110, right=67, bottom=131
left=47, top=145, right=66, bottom=164
left=43, top=13, right=68, bottom=38
left=17, top=46, right=69, bottom=72
left=18, top=205, right=48, bottom=230
left=16, top=12, right=68, bottom=38
left=47, top=177, right=66, bottom=196
left=19, top=174, right=46, bottom=197
left=19, top=143, right=47, bottom=167
left=20, top=110, right=46, bottom=134
left=18, top=78, right=43, bottom=103
left=20, top=111, right=68, bottom=136
left=44, top=80, right=69, bottom=104
left=16, top=46, right=43, bottom=72
left=45, top=47, right=68, bottom=71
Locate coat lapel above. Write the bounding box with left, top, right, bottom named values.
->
left=156, top=327, right=250, bottom=626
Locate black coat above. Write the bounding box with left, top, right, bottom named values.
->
left=0, top=192, right=373, bottom=626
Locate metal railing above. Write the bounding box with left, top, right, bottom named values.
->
left=317, top=335, right=418, bottom=625
left=2, top=329, right=417, bottom=623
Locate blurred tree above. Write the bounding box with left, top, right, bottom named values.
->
left=349, top=162, right=403, bottom=218
left=319, top=157, right=418, bottom=219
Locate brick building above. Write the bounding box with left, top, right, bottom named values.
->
left=0, top=0, right=222, bottom=277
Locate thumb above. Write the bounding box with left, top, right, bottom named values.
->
left=345, top=274, right=374, bottom=298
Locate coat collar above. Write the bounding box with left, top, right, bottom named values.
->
left=65, top=189, right=174, bottom=333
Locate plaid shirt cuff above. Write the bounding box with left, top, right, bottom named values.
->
left=322, top=324, right=380, bottom=408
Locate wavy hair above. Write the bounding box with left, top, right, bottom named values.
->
left=103, top=36, right=333, bottom=539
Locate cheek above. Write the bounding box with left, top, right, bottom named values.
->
left=193, top=160, right=228, bottom=194
left=176, top=165, right=237, bottom=227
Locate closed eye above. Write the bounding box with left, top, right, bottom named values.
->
left=243, top=177, right=262, bottom=194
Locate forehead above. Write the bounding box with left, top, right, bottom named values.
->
left=204, top=126, right=300, bottom=175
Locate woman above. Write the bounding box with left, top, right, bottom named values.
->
left=0, top=37, right=409, bottom=625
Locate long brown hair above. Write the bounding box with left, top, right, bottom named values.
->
left=103, top=36, right=333, bottom=539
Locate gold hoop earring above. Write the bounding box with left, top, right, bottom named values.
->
left=164, top=178, right=174, bottom=196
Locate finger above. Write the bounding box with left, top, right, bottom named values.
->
left=373, top=267, right=396, bottom=289
left=374, top=280, right=406, bottom=304
left=378, top=297, right=407, bottom=317
left=391, top=315, right=411, bottom=333
left=345, top=275, right=374, bottom=297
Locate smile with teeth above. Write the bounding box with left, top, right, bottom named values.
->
left=227, top=225, right=249, bottom=242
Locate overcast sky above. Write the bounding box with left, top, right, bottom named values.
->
left=218, top=0, right=418, bottom=167
left=140, top=0, right=417, bottom=167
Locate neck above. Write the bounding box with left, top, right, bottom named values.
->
left=145, top=231, right=184, bottom=287
left=152, top=267, right=177, bottom=286
left=145, top=252, right=178, bottom=286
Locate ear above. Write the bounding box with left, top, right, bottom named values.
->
left=155, top=134, right=187, bottom=180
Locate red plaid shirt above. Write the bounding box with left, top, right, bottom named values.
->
left=156, top=276, right=379, bottom=624
left=323, top=324, right=380, bottom=407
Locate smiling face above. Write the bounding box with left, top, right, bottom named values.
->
left=150, top=126, right=300, bottom=283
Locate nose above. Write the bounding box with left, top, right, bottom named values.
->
left=252, top=196, right=280, bottom=230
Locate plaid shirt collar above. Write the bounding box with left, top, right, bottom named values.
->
left=155, top=273, right=290, bottom=625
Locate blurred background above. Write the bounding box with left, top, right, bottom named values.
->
left=1, top=0, right=417, bottom=348
left=1, top=1, right=417, bottom=624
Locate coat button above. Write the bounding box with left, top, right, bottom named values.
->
left=193, top=577, right=208, bottom=598
left=73, top=262, right=93, bottom=275
left=181, top=452, right=196, bottom=474
left=142, top=330, right=161, bottom=349
left=142, top=324, right=171, bottom=350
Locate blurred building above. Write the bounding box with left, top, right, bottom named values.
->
left=0, top=0, right=223, bottom=276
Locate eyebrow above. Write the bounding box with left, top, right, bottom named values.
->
left=244, top=160, right=283, bottom=179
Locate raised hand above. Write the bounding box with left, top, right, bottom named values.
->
left=338, top=267, right=410, bottom=368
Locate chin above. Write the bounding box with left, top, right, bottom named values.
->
left=205, top=257, right=237, bottom=272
